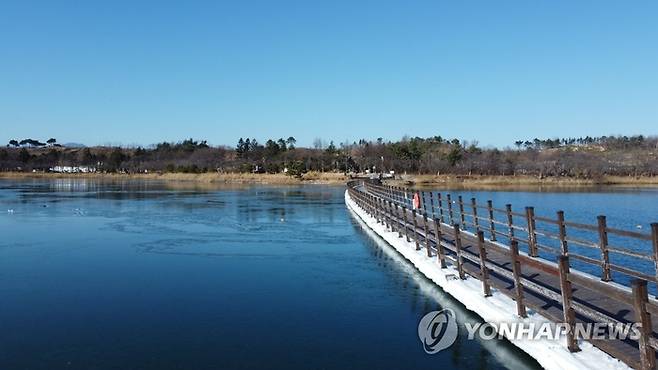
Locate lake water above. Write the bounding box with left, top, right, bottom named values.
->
left=416, top=186, right=658, bottom=289
left=1, top=179, right=656, bottom=369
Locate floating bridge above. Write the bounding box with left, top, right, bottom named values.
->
left=346, top=179, right=658, bottom=370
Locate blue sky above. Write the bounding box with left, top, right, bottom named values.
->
left=1, top=1, right=657, bottom=148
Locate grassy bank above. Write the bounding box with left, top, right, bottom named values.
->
left=0, top=171, right=349, bottom=185
left=3, top=172, right=658, bottom=189
left=385, top=174, right=658, bottom=189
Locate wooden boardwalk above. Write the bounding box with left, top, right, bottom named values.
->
left=348, top=180, right=658, bottom=370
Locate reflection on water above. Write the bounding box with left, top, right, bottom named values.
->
left=1, top=178, right=631, bottom=369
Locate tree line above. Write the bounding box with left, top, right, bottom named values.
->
left=8, top=138, right=59, bottom=148
left=2, top=135, right=657, bottom=178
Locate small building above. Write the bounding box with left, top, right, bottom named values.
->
left=49, top=166, right=97, bottom=173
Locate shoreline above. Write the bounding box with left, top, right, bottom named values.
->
left=0, top=171, right=348, bottom=185
left=386, top=174, right=658, bottom=189
left=2, top=172, right=658, bottom=189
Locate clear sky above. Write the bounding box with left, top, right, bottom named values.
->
left=1, top=1, right=657, bottom=148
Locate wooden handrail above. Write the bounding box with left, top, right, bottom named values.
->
left=360, top=181, right=657, bottom=287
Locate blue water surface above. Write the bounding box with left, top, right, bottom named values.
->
left=0, top=178, right=584, bottom=370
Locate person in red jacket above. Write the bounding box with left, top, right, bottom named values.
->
left=413, top=191, right=421, bottom=210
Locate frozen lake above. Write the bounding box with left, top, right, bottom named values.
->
left=2, top=178, right=656, bottom=369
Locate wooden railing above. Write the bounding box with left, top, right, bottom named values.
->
left=347, top=180, right=658, bottom=370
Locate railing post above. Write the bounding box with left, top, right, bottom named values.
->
left=477, top=231, right=492, bottom=297
left=421, top=191, right=427, bottom=214
left=487, top=200, right=496, bottom=241
left=471, top=198, right=480, bottom=233
left=453, top=224, right=466, bottom=279
left=429, top=192, right=436, bottom=220
left=374, top=196, right=380, bottom=221
left=368, top=194, right=374, bottom=217
left=386, top=200, right=395, bottom=232
left=632, top=279, right=655, bottom=370
left=510, top=241, right=527, bottom=317
left=437, top=193, right=445, bottom=224
left=458, top=195, right=466, bottom=228
left=370, top=195, right=376, bottom=221
left=396, top=204, right=403, bottom=238
left=392, top=203, right=398, bottom=234
left=384, top=201, right=391, bottom=231
left=412, top=209, right=420, bottom=250
left=597, top=215, right=611, bottom=282
left=423, top=213, right=432, bottom=257
left=402, top=206, right=410, bottom=242
left=378, top=197, right=384, bottom=225
left=651, top=223, right=658, bottom=295
left=434, top=219, right=447, bottom=268
left=378, top=198, right=384, bottom=227
left=404, top=188, right=410, bottom=206
left=375, top=195, right=386, bottom=226
left=525, top=207, right=538, bottom=257
left=505, top=204, right=515, bottom=242
left=557, top=211, right=568, bottom=255
left=385, top=199, right=392, bottom=230
left=557, top=255, right=579, bottom=352
left=447, top=194, right=454, bottom=225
